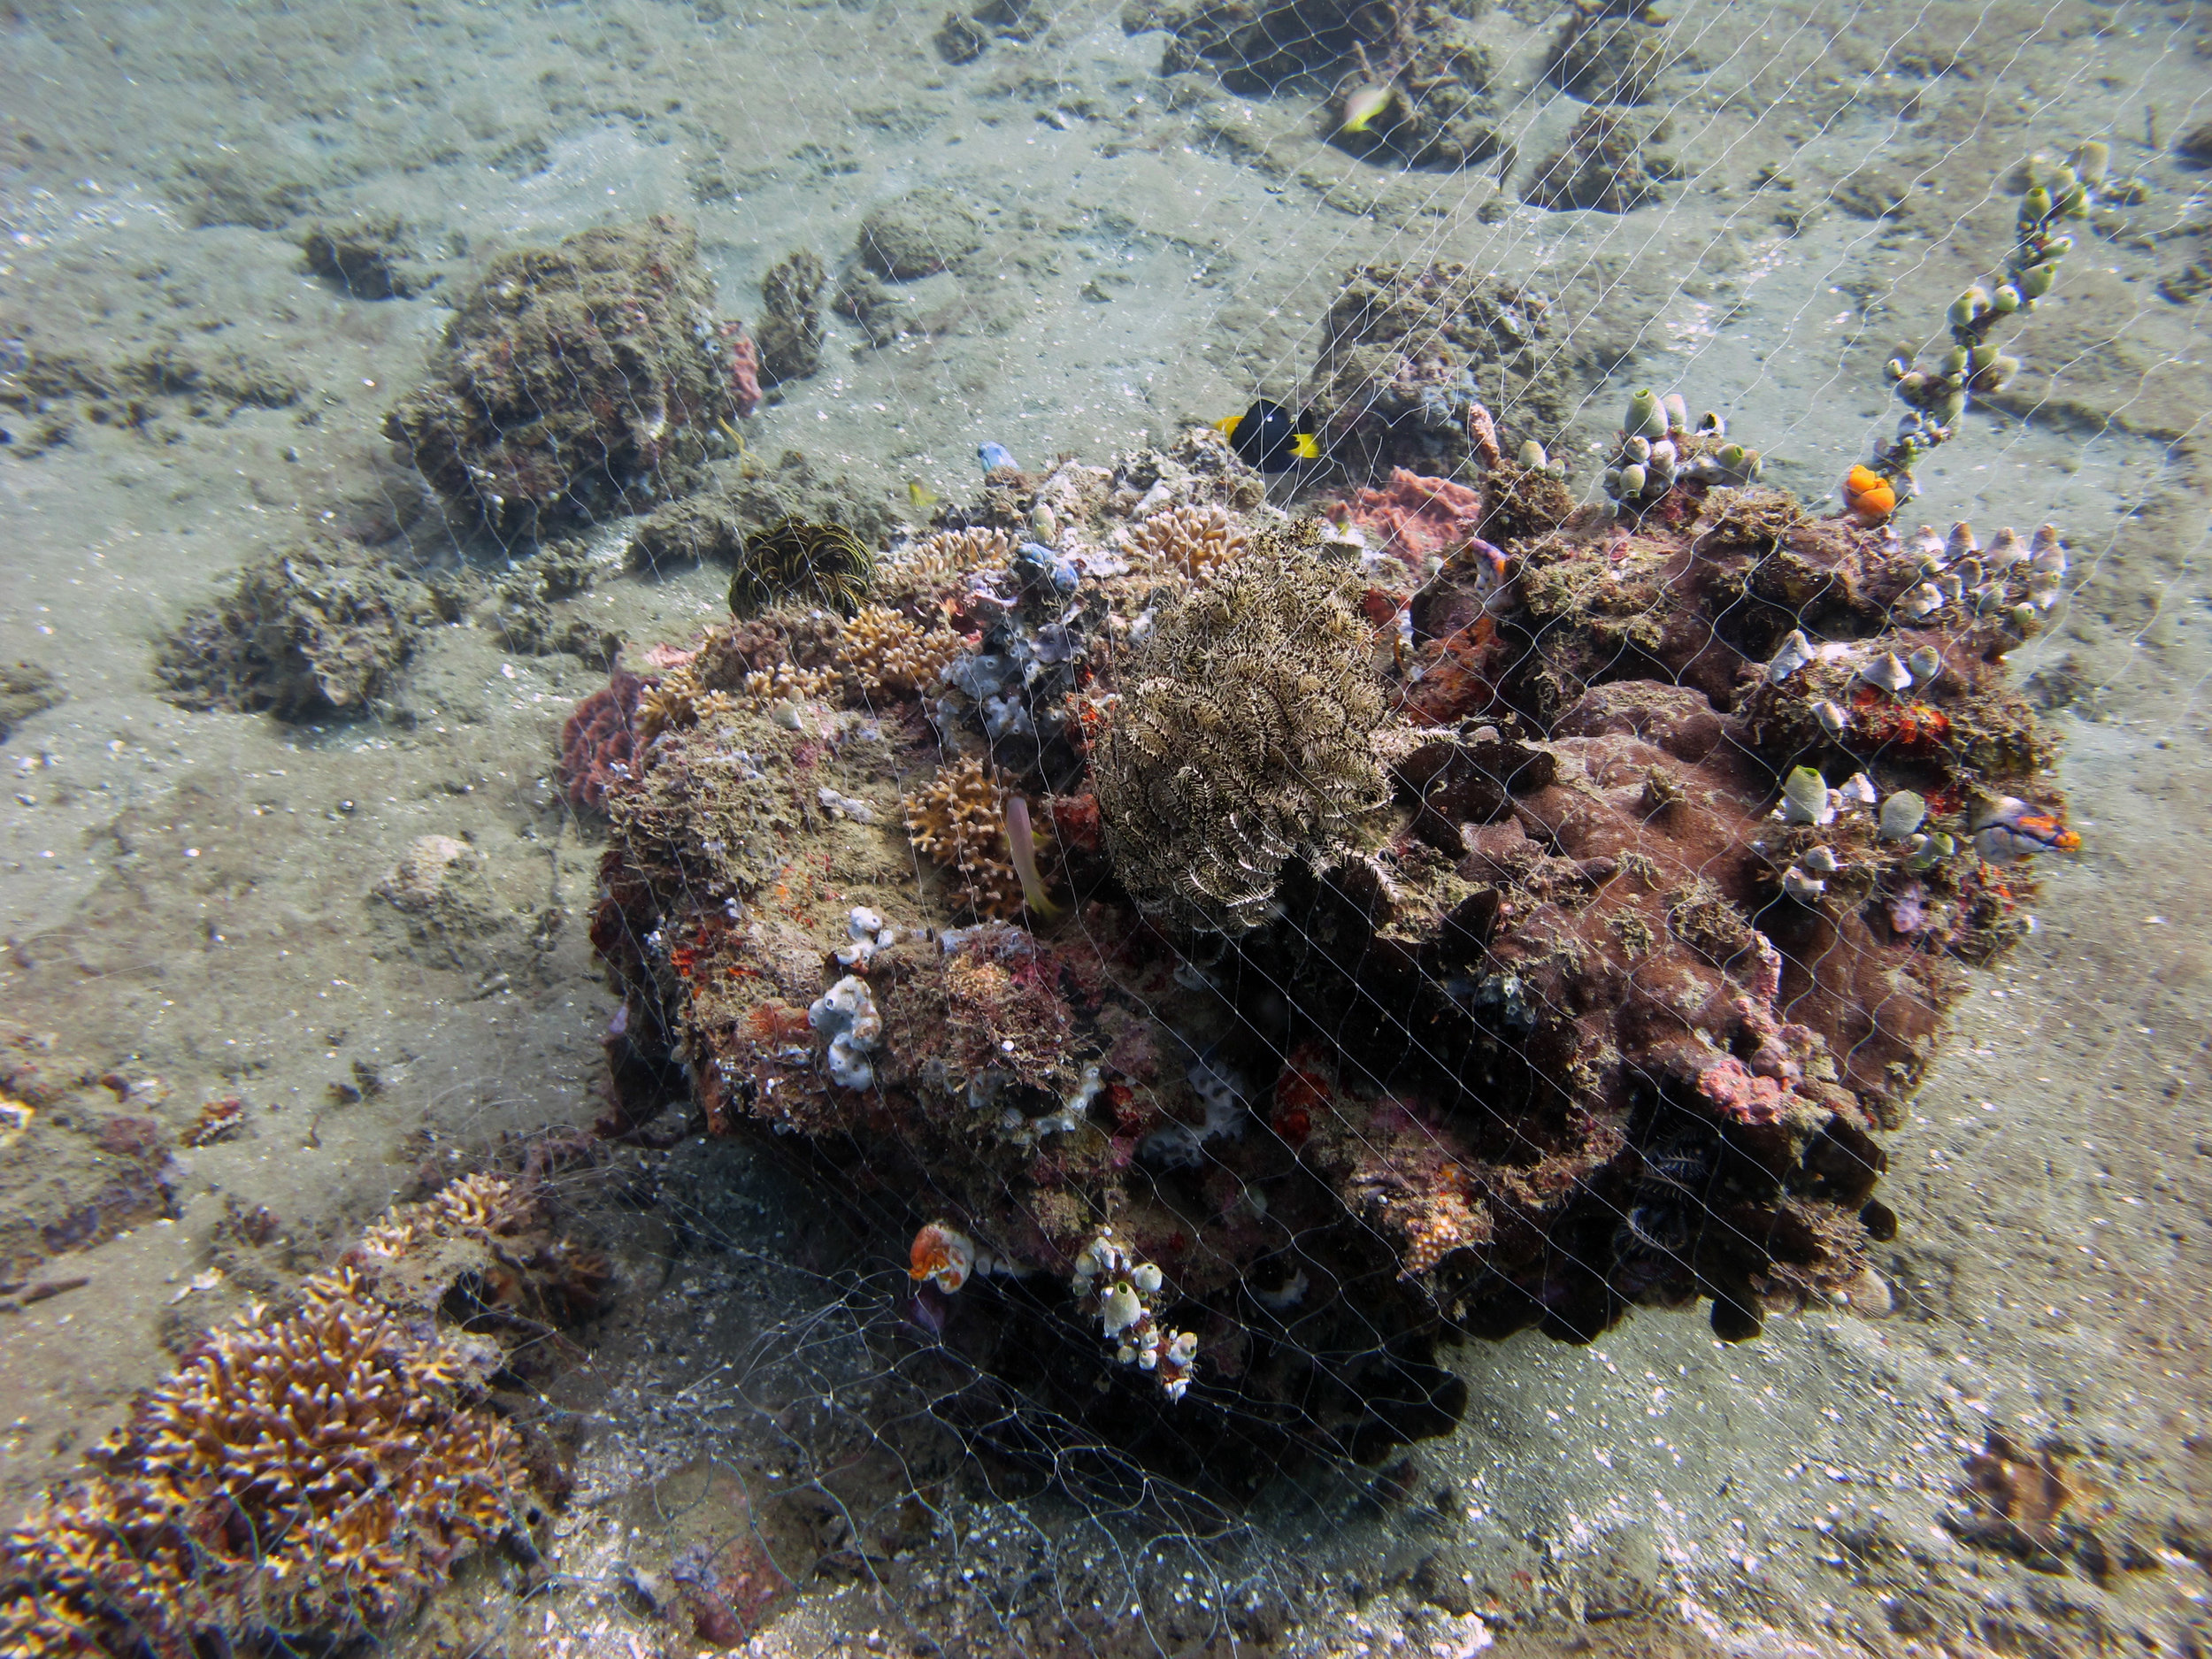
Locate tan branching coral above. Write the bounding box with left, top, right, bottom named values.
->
left=902, top=756, right=1049, bottom=920
left=0, top=1264, right=524, bottom=1656
left=840, top=604, right=972, bottom=700
left=1093, top=556, right=1386, bottom=933
left=634, top=664, right=703, bottom=748
left=741, top=661, right=838, bottom=706
left=1125, top=503, right=1248, bottom=582
left=879, top=526, right=1014, bottom=596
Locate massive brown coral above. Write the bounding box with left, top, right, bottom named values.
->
left=1092, top=555, right=1387, bottom=934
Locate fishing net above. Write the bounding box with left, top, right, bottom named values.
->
left=0, top=0, right=2205, bottom=1655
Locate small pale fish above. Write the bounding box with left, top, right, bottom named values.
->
left=1338, top=84, right=1396, bottom=134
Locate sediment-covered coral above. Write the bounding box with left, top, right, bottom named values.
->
left=628, top=448, right=895, bottom=575
left=1302, top=264, right=1561, bottom=478
left=1093, top=555, right=1386, bottom=934
left=300, top=214, right=436, bottom=299
left=1524, top=105, right=1678, bottom=213
left=156, top=537, right=428, bottom=720
left=1546, top=0, right=1671, bottom=104
left=384, top=215, right=738, bottom=536
left=857, top=188, right=982, bottom=280
left=755, top=249, right=826, bottom=386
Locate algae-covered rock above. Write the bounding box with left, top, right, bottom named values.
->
left=857, top=188, right=981, bottom=280
left=156, top=538, right=430, bottom=720
left=627, top=448, right=895, bottom=576
left=1302, top=263, right=1563, bottom=475
left=1525, top=105, right=1678, bottom=213
left=385, top=215, right=739, bottom=537
left=1548, top=0, right=1671, bottom=104
left=299, top=215, right=438, bottom=299
left=0, top=663, right=65, bottom=743
left=756, top=250, right=827, bottom=385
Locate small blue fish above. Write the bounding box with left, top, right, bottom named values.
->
left=978, top=442, right=1018, bottom=475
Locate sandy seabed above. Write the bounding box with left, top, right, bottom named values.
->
left=1, top=0, right=2208, bottom=1653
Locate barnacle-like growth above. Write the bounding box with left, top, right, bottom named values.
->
left=879, top=526, right=1014, bottom=597
left=903, top=756, right=1048, bottom=920
left=838, top=604, right=972, bottom=699
left=0, top=1266, right=524, bottom=1655
left=1125, top=503, right=1249, bottom=582
left=1093, top=555, right=1387, bottom=934
left=729, top=517, right=874, bottom=616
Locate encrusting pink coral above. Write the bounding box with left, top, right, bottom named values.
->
left=1336, top=467, right=1488, bottom=563
left=558, top=666, right=651, bottom=810
left=721, top=326, right=763, bottom=418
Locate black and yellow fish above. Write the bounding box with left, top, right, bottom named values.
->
left=1215, top=399, right=1323, bottom=472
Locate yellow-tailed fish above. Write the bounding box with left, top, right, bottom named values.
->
left=1339, top=84, right=1395, bottom=136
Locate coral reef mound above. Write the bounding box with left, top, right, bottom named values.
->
left=580, top=397, right=2077, bottom=1489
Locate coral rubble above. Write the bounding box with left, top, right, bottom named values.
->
left=580, top=382, right=2077, bottom=1486
left=385, top=215, right=740, bottom=537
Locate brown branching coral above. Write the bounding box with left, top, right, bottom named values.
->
left=1124, top=503, right=1248, bottom=582
left=879, top=526, right=1014, bottom=598
left=1093, top=556, right=1386, bottom=934
left=0, top=1265, right=524, bottom=1656
left=903, top=756, right=1048, bottom=920
left=839, top=604, right=972, bottom=700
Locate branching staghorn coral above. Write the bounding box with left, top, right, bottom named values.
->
left=1122, top=503, right=1248, bottom=582
left=878, top=526, right=1014, bottom=598
left=838, top=604, right=972, bottom=700
left=903, top=756, right=1052, bottom=920
left=1092, top=555, right=1386, bottom=934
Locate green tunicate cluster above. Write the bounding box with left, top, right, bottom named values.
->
left=1868, top=142, right=2108, bottom=499
left=1601, top=387, right=1763, bottom=516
